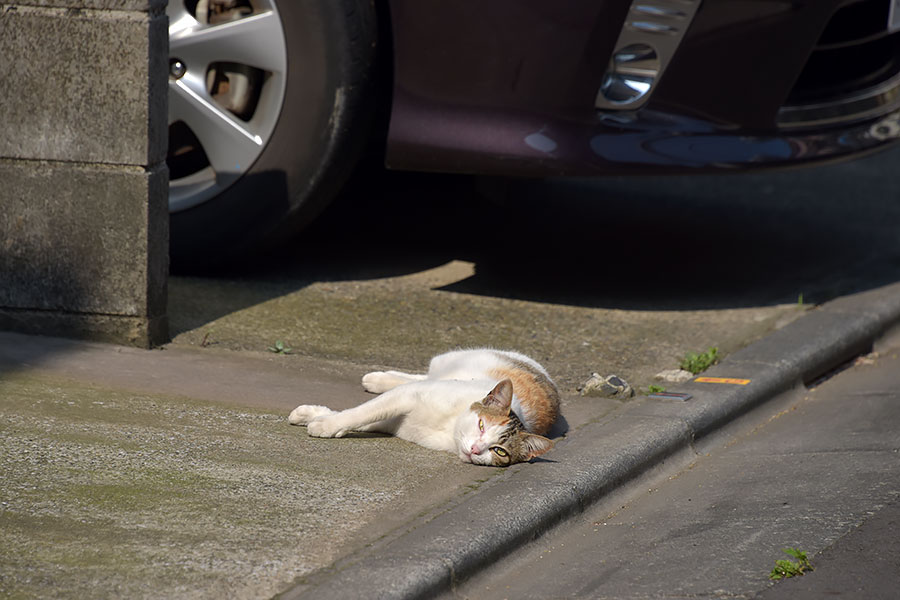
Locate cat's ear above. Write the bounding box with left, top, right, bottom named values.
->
left=520, top=433, right=554, bottom=461
left=483, top=379, right=514, bottom=410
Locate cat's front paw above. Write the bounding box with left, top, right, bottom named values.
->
left=288, top=404, right=335, bottom=425
left=306, top=415, right=348, bottom=438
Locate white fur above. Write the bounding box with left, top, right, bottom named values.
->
left=288, top=349, right=547, bottom=464
left=361, top=370, right=427, bottom=393
left=426, top=349, right=550, bottom=382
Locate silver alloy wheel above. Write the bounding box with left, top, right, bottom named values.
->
left=167, top=0, right=288, bottom=212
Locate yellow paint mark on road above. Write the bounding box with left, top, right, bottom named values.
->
left=695, top=377, right=751, bottom=385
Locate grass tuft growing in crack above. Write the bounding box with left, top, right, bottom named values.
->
left=769, top=547, right=813, bottom=580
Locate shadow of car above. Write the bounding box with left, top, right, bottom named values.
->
left=166, top=0, right=900, bottom=270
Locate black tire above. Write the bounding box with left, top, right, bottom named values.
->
left=169, top=0, right=378, bottom=272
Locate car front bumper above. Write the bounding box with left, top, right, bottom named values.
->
left=385, top=0, right=900, bottom=175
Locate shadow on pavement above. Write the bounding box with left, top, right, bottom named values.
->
left=176, top=142, right=900, bottom=333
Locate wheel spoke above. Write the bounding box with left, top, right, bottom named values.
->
left=169, top=77, right=264, bottom=175
left=166, top=2, right=200, bottom=38
left=169, top=11, right=286, bottom=74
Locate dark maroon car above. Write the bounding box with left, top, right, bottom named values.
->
left=166, top=0, right=900, bottom=268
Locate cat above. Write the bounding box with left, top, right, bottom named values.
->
left=288, top=349, right=561, bottom=466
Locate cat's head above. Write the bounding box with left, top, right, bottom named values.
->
left=454, top=379, right=554, bottom=466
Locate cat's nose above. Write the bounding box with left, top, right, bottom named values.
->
left=470, top=443, right=484, bottom=455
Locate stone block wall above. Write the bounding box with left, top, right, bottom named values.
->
left=0, top=1, right=168, bottom=347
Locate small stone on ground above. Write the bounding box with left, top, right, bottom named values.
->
left=579, top=373, right=635, bottom=398
left=655, top=368, right=695, bottom=383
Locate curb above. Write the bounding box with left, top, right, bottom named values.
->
left=281, top=282, right=900, bottom=600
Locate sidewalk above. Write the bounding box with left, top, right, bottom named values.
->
left=2, top=282, right=900, bottom=599
left=0, top=337, right=489, bottom=598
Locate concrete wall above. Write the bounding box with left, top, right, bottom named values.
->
left=0, top=1, right=169, bottom=347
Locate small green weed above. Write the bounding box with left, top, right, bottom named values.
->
left=680, top=347, right=719, bottom=375
left=769, top=547, right=813, bottom=580
left=267, top=340, right=293, bottom=355
left=647, top=384, right=666, bottom=394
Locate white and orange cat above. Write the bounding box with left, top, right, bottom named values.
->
left=288, top=349, right=560, bottom=466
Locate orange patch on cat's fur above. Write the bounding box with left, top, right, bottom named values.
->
left=489, top=367, right=559, bottom=435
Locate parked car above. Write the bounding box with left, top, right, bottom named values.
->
left=167, top=0, right=900, bottom=269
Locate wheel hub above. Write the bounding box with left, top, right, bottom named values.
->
left=166, top=0, right=287, bottom=212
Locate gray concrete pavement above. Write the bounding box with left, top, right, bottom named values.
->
left=0, top=333, right=487, bottom=599
left=450, top=321, right=900, bottom=600
left=5, top=282, right=898, bottom=599
left=5, top=145, right=900, bottom=598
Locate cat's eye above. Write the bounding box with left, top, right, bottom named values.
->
left=491, top=447, right=509, bottom=457
left=478, top=419, right=484, bottom=432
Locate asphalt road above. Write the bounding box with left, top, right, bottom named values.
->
left=450, top=341, right=900, bottom=599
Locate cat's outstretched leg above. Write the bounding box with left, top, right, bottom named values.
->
left=361, top=370, right=427, bottom=393
left=288, top=404, right=336, bottom=425
left=292, top=404, right=399, bottom=434
left=305, top=384, right=422, bottom=437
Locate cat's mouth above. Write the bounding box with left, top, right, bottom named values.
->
left=460, top=450, right=495, bottom=466
left=460, top=449, right=486, bottom=465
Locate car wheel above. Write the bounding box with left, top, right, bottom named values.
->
left=166, top=0, right=378, bottom=271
